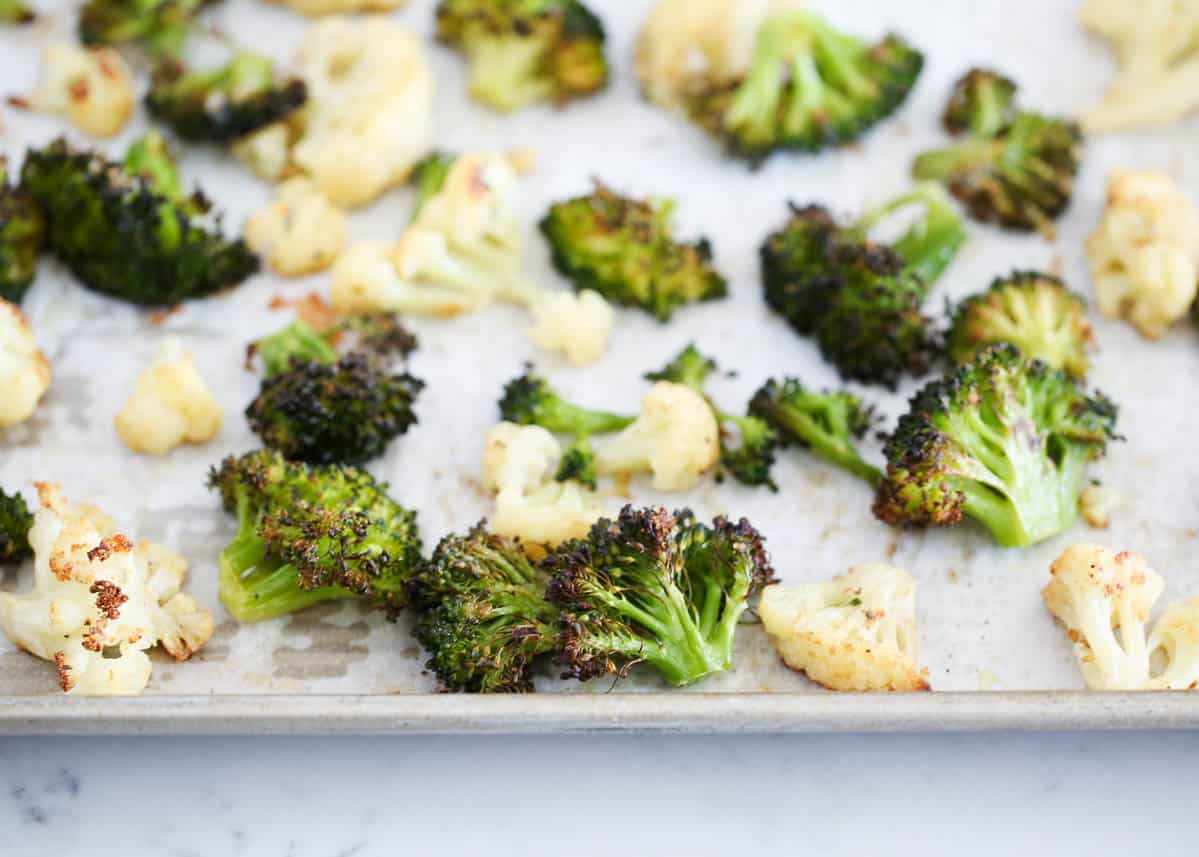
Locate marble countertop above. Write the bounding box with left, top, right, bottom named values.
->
left=2, top=732, right=1196, bottom=855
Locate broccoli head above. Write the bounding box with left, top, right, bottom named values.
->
left=540, top=182, right=727, bottom=321
left=0, top=487, right=33, bottom=565
left=0, top=0, right=33, bottom=24
left=79, top=0, right=214, bottom=57
left=546, top=506, right=775, bottom=686
left=873, top=344, right=1118, bottom=547
left=941, top=67, right=1017, bottom=137
left=410, top=524, right=559, bottom=692
left=209, top=450, right=421, bottom=622
left=435, top=0, right=608, bottom=111
left=146, top=54, right=307, bottom=144
left=0, top=158, right=44, bottom=304
left=947, top=271, right=1093, bottom=378
left=749, top=377, right=881, bottom=484
left=21, top=137, right=258, bottom=306
left=686, top=11, right=923, bottom=162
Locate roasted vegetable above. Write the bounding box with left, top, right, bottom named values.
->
left=0, top=159, right=44, bottom=304
left=941, top=67, right=1017, bottom=137
left=79, top=0, right=215, bottom=57
left=0, top=487, right=33, bottom=565
left=0, top=0, right=33, bottom=23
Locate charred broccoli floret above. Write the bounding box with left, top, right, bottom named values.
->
left=209, top=450, right=421, bottom=623
left=328, top=312, right=418, bottom=361
left=687, top=11, right=923, bottom=162
left=540, top=182, right=727, bottom=321
left=749, top=378, right=881, bottom=484
left=941, top=67, right=1017, bottom=137
left=0, top=0, right=33, bottom=24
left=0, top=488, right=33, bottom=565
left=146, top=54, right=307, bottom=144
left=645, top=344, right=779, bottom=490
left=435, top=0, right=608, bottom=111
left=246, top=319, right=424, bottom=466
left=21, top=137, right=258, bottom=306
left=761, top=184, right=966, bottom=387
left=546, top=506, right=775, bottom=687
left=873, top=344, right=1118, bottom=547
left=0, top=158, right=44, bottom=304
left=79, top=0, right=214, bottom=57
left=947, top=271, right=1093, bottom=378
left=410, top=524, right=559, bottom=692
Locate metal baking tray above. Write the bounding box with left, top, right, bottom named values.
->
left=3, top=0, right=1198, bottom=734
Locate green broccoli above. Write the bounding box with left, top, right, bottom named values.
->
left=328, top=312, right=419, bottom=362
left=146, top=54, right=307, bottom=144
left=0, top=488, right=33, bottom=565
left=947, top=271, right=1093, bottom=378
left=0, top=0, right=33, bottom=24
left=21, top=136, right=258, bottom=306
left=79, top=0, right=215, bottom=57
left=645, top=344, right=779, bottom=490
left=873, top=344, right=1118, bottom=547
left=540, top=182, right=728, bottom=321
left=0, top=158, right=44, bottom=304
left=748, top=378, right=881, bottom=484
left=246, top=319, right=424, bottom=466
left=409, top=151, right=458, bottom=220
left=121, top=130, right=198, bottom=211
left=409, top=524, right=559, bottom=692
left=941, top=67, right=1017, bottom=137
left=686, top=11, right=922, bottom=162
left=546, top=506, right=775, bottom=687
left=435, top=0, right=608, bottom=112
left=761, top=184, right=966, bottom=387
left=209, top=450, right=422, bottom=623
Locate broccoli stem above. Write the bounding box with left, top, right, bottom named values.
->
left=466, top=36, right=554, bottom=112
left=912, top=138, right=996, bottom=182
left=539, top=400, right=634, bottom=436
left=968, top=79, right=1009, bottom=137
left=856, top=184, right=967, bottom=287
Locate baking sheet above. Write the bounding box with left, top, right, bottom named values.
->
left=3, top=0, right=1199, bottom=732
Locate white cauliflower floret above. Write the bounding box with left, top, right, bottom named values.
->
left=1147, top=597, right=1199, bottom=690
left=526, top=290, right=613, bottom=367
left=1086, top=169, right=1199, bottom=339
left=0, top=484, right=213, bottom=695
left=292, top=16, right=433, bottom=207
left=759, top=563, right=930, bottom=692
left=244, top=178, right=347, bottom=276
left=271, top=0, right=404, bottom=14
left=233, top=122, right=293, bottom=182
left=331, top=239, right=489, bottom=317
left=481, top=422, right=605, bottom=548
left=0, top=299, right=51, bottom=428
left=593, top=382, right=719, bottom=492
left=29, top=44, right=133, bottom=138
left=1079, top=483, right=1120, bottom=529
left=114, top=338, right=222, bottom=456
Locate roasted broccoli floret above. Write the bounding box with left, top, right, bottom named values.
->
left=79, top=0, right=214, bottom=57
left=0, top=0, right=33, bottom=24
left=146, top=54, right=307, bottom=143
left=941, top=67, right=1017, bottom=137
left=546, top=506, right=775, bottom=686
left=209, top=450, right=422, bottom=623
left=686, top=11, right=923, bottom=162
left=410, top=524, right=559, bottom=692
left=435, top=0, right=608, bottom=111
left=947, top=271, right=1093, bottom=378
left=645, top=344, right=779, bottom=490
left=246, top=319, right=423, bottom=465
left=0, top=158, right=44, bottom=304
left=913, top=111, right=1083, bottom=233
left=328, top=312, right=418, bottom=361
left=21, top=137, right=258, bottom=306
left=0, top=488, right=33, bottom=565
left=749, top=377, right=881, bottom=484
left=761, top=184, right=966, bottom=387
left=540, top=182, right=727, bottom=321
left=873, top=344, right=1118, bottom=547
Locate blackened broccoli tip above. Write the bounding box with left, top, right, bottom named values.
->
left=331, top=312, right=418, bottom=361
left=410, top=524, right=559, bottom=692
left=947, top=271, right=1093, bottom=378
left=546, top=505, right=775, bottom=687
left=21, top=137, right=258, bottom=307
left=435, top=0, right=608, bottom=112
left=942, top=67, right=1018, bottom=137
left=913, top=111, right=1083, bottom=233
left=872, top=344, right=1118, bottom=548
left=498, top=371, right=633, bottom=436
left=79, top=0, right=214, bottom=57
left=540, top=182, right=727, bottom=321
left=209, top=450, right=421, bottom=623
left=146, top=54, right=307, bottom=144
left=686, top=11, right=922, bottom=162
left=749, top=378, right=881, bottom=484
left=0, top=487, right=33, bottom=565
left=0, top=158, right=44, bottom=304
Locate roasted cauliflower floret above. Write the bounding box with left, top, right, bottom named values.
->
left=331, top=238, right=489, bottom=318
left=115, top=338, right=222, bottom=455
left=0, top=484, right=213, bottom=695
left=1086, top=169, right=1199, bottom=339
left=244, top=178, right=347, bottom=276
left=292, top=16, right=433, bottom=207
left=1147, top=597, right=1199, bottom=690
left=593, top=382, right=719, bottom=492
left=232, top=122, right=292, bottom=182
left=1079, top=483, right=1119, bottom=529
left=0, top=299, right=51, bottom=428
left=29, top=43, right=134, bottom=138
left=526, top=290, right=613, bottom=367
left=271, top=0, right=405, bottom=14
left=759, top=563, right=930, bottom=692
